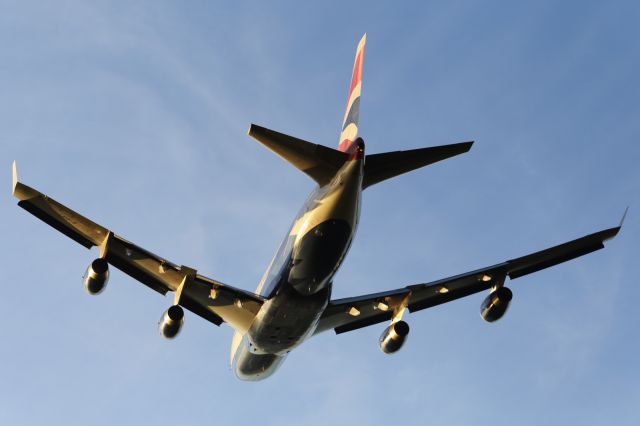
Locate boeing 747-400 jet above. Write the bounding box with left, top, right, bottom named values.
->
left=12, top=34, right=622, bottom=380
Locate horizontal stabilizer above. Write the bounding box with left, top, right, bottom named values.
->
left=248, top=124, right=348, bottom=186
left=362, top=141, right=473, bottom=189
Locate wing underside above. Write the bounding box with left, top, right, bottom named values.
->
left=12, top=162, right=263, bottom=333
left=12, top=162, right=622, bottom=337
left=316, top=226, right=620, bottom=334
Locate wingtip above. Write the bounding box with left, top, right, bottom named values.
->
left=10, top=161, right=39, bottom=200
left=602, top=223, right=623, bottom=243
left=597, top=207, right=628, bottom=243
left=11, top=160, right=17, bottom=195
left=459, top=141, right=474, bottom=153
left=619, top=206, right=629, bottom=228
left=248, top=123, right=265, bottom=138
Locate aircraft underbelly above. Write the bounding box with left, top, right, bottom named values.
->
left=232, top=285, right=329, bottom=380
left=249, top=284, right=330, bottom=354
left=232, top=337, right=286, bottom=381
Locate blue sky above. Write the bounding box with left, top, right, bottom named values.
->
left=1, top=1, right=639, bottom=425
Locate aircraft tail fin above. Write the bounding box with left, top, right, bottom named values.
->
left=362, top=141, right=474, bottom=189
left=248, top=124, right=348, bottom=186
left=338, top=34, right=366, bottom=154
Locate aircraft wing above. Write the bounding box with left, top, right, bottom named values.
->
left=316, top=225, right=621, bottom=334
left=12, top=162, right=263, bottom=333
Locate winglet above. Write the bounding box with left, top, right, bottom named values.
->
left=619, top=206, right=629, bottom=228
left=11, top=161, right=38, bottom=200
left=12, top=160, right=18, bottom=195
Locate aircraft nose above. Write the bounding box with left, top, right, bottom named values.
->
left=232, top=342, right=285, bottom=381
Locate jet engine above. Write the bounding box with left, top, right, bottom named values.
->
left=83, top=258, right=109, bottom=295
left=480, top=286, right=513, bottom=322
left=379, top=320, right=410, bottom=354
left=159, top=305, right=184, bottom=339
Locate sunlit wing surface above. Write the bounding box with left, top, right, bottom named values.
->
left=315, top=226, right=620, bottom=334
left=12, top=162, right=263, bottom=333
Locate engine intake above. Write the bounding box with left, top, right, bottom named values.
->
left=480, top=286, right=513, bottom=322
left=379, top=320, right=410, bottom=354
left=83, top=258, right=109, bottom=295
left=159, top=305, right=184, bottom=339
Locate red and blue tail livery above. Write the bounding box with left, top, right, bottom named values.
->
left=339, top=34, right=366, bottom=154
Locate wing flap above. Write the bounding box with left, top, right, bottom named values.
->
left=179, top=290, right=224, bottom=326
left=103, top=234, right=181, bottom=295
left=176, top=274, right=264, bottom=331
left=317, top=289, right=408, bottom=334
left=407, top=265, right=507, bottom=313
left=192, top=274, right=264, bottom=330
left=18, top=199, right=99, bottom=248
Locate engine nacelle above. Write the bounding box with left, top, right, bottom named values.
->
left=159, top=305, right=184, bottom=339
left=83, top=258, right=109, bottom=295
left=480, top=286, right=513, bottom=322
left=379, top=320, right=410, bottom=354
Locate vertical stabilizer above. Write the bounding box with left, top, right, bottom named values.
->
left=338, top=34, right=366, bottom=153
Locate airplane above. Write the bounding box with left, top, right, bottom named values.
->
left=12, top=34, right=622, bottom=381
